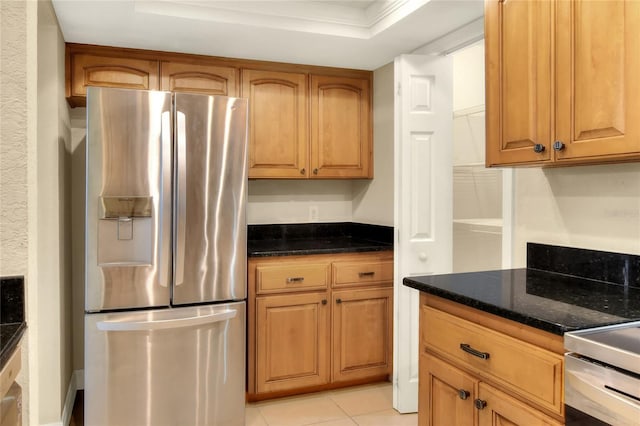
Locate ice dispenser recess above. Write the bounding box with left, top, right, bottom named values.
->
left=97, top=196, right=154, bottom=266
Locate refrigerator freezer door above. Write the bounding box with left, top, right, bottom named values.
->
left=173, top=94, right=248, bottom=305
left=86, top=87, right=173, bottom=311
left=85, top=302, right=246, bottom=426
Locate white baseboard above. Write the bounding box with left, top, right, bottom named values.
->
left=59, top=370, right=84, bottom=426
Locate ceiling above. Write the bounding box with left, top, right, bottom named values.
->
left=51, top=0, right=484, bottom=70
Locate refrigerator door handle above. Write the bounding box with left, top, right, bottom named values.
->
left=96, top=309, right=237, bottom=331
left=174, top=110, right=187, bottom=287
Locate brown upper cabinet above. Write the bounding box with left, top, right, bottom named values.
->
left=311, top=75, right=372, bottom=178
left=67, top=52, right=159, bottom=107
left=486, top=0, right=640, bottom=167
left=66, top=44, right=373, bottom=179
left=160, top=61, right=238, bottom=96
left=242, top=71, right=373, bottom=179
left=242, top=69, right=309, bottom=178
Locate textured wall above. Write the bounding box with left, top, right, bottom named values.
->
left=0, top=0, right=29, bottom=275
left=1, top=1, right=34, bottom=425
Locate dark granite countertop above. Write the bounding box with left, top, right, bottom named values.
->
left=1, top=276, right=26, bottom=370
left=248, top=222, right=393, bottom=257
left=403, top=243, right=640, bottom=336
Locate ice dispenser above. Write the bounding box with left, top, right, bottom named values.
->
left=97, top=196, right=154, bottom=265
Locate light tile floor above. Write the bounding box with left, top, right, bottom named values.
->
left=246, top=382, right=418, bottom=426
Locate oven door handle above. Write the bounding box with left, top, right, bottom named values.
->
left=565, top=359, right=640, bottom=425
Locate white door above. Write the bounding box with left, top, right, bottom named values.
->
left=393, top=54, right=453, bottom=413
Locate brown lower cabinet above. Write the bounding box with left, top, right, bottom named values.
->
left=255, top=292, right=330, bottom=393
left=332, top=287, right=393, bottom=383
left=0, top=347, right=22, bottom=426
left=248, top=251, right=393, bottom=400
left=419, top=353, right=562, bottom=426
left=418, top=293, right=565, bottom=426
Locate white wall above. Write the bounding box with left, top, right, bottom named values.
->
left=247, top=180, right=354, bottom=224
left=0, top=1, right=73, bottom=424
left=352, top=62, right=395, bottom=226
left=452, top=41, right=485, bottom=111
left=36, top=1, right=73, bottom=423
left=512, top=164, right=640, bottom=265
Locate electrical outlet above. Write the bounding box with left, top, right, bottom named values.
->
left=309, top=206, right=319, bottom=222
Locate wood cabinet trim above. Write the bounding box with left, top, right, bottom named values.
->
left=67, top=43, right=372, bottom=80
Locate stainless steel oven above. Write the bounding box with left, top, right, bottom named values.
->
left=564, top=321, right=640, bottom=426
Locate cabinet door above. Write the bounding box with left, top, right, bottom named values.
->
left=418, top=352, right=475, bottom=426
left=477, top=383, right=563, bottom=426
left=69, top=53, right=159, bottom=105
left=160, top=61, right=238, bottom=96
left=256, top=292, right=329, bottom=393
left=242, top=69, right=308, bottom=178
left=555, top=0, right=640, bottom=162
left=311, top=75, right=372, bottom=178
left=332, top=287, right=392, bottom=382
left=485, top=0, right=553, bottom=166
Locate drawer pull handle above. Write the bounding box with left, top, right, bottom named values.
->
left=474, top=399, right=487, bottom=410
left=460, top=343, right=490, bottom=360
left=286, top=277, right=305, bottom=283
left=321, top=299, right=327, bottom=305
left=458, top=389, right=470, bottom=400
left=336, top=298, right=342, bottom=304
left=359, top=271, right=375, bottom=277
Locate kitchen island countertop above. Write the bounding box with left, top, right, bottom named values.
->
left=404, top=268, right=640, bottom=335
left=404, top=243, right=640, bottom=335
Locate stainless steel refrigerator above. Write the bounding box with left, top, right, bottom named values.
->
left=84, top=87, right=247, bottom=426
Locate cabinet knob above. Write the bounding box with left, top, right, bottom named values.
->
left=553, top=140, right=565, bottom=151
left=336, top=298, right=342, bottom=304
left=313, top=168, right=318, bottom=175
left=300, top=168, right=306, bottom=175
left=458, top=389, right=470, bottom=400
left=321, top=299, right=327, bottom=305
left=533, top=144, right=545, bottom=153
left=474, top=399, right=487, bottom=410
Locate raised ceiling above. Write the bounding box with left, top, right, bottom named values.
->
left=52, top=0, right=484, bottom=70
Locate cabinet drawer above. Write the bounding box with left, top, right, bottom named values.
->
left=255, top=262, right=330, bottom=294
left=332, top=259, right=393, bottom=288
left=421, top=306, right=563, bottom=416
